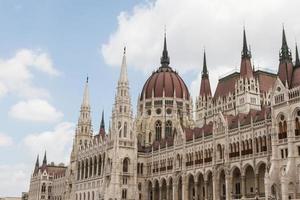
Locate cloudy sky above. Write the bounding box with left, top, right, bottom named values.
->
left=0, top=0, right=299, bottom=196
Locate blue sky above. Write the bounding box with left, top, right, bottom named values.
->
left=1, top=0, right=300, bottom=196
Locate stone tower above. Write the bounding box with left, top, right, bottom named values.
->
left=196, top=50, right=212, bottom=127
left=105, top=47, right=137, bottom=200
left=236, top=28, right=261, bottom=113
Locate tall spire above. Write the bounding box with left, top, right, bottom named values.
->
left=160, top=31, right=170, bottom=66
left=119, top=47, right=128, bottom=83
left=240, top=28, right=253, bottom=78
left=82, top=76, right=90, bottom=107
left=35, top=154, right=39, bottom=170
left=242, top=28, right=251, bottom=59
left=199, top=50, right=212, bottom=98
left=100, top=110, right=105, bottom=130
left=295, top=43, right=300, bottom=67
left=42, top=151, right=47, bottom=166
left=202, top=50, right=208, bottom=77
left=280, top=26, right=292, bottom=61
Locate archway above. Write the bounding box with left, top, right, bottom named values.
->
left=196, top=173, right=205, bottom=200
left=188, top=174, right=195, bottom=200
left=168, top=178, right=173, bottom=200
left=244, top=165, right=255, bottom=198
left=178, top=176, right=183, bottom=200
left=154, top=180, right=160, bottom=200
left=148, top=181, right=153, bottom=200
left=161, top=178, right=167, bottom=200
left=232, top=167, right=241, bottom=199
left=219, top=170, right=226, bottom=200
left=206, top=171, right=213, bottom=200
left=257, top=163, right=266, bottom=196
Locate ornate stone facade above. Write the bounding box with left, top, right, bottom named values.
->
left=28, top=28, right=300, bottom=200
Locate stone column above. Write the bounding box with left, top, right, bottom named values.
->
left=241, top=176, right=246, bottom=199
left=160, top=186, right=163, bottom=200
left=195, top=181, right=198, bottom=200
left=281, top=177, right=288, bottom=200
left=254, top=173, right=259, bottom=197
left=166, top=183, right=169, bottom=200
left=173, top=183, right=178, bottom=200
left=182, top=176, right=187, bottom=200
left=204, top=180, right=208, bottom=200
left=212, top=173, right=219, bottom=200
left=225, top=175, right=232, bottom=200
left=152, top=186, right=155, bottom=200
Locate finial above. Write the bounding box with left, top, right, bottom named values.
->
left=86, top=75, right=89, bottom=83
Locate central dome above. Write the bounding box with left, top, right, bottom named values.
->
left=140, top=35, right=190, bottom=100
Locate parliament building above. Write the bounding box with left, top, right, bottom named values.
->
left=28, top=28, right=300, bottom=200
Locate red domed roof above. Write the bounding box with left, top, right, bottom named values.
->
left=140, top=66, right=190, bottom=100
left=140, top=34, right=190, bottom=101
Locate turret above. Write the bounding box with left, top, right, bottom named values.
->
left=236, top=28, right=261, bottom=113
left=240, top=28, right=253, bottom=78
left=199, top=50, right=212, bottom=99
left=278, top=27, right=293, bottom=87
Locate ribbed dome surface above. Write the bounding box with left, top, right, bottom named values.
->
left=140, top=66, right=190, bottom=100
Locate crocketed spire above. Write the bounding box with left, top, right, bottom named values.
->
left=199, top=50, right=212, bottom=98
left=280, top=27, right=292, bottom=61
left=82, top=76, right=90, bottom=107
left=278, top=27, right=293, bottom=87
left=242, top=28, right=251, bottom=59
left=42, top=151, right=47, bottom=166
left=119, top=47, right=128, bottom=84
left=240, top=28, right=253, bottom=78
left=160, top=32, right=170, bottom=67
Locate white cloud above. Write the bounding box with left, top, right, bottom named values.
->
left=9, top=99, right=63, bottom=123
left=0, top=164, right=30, bottom=196
left=102, top=0, right=300, bottom=94
left=23, top=122, right=74, bottom=164
left=0, top=133, right=13, bottom=147
left=0, top=49, right=59, bottom=99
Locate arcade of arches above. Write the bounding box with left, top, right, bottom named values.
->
left=147, top=163, right=266, bottom=200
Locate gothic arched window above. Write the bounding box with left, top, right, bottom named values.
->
left=278, top=114, right=287, bottom=139
left=165, top=120, right=172, bottom=137
left=118, top=122, right=122, bottom=137
left=123, top=158, right=129, bottom=173
left=149, top=132, right=152, bottom=143
left=124, top=122, right=127, bottom=137
left=295, top=111, right=300, bottom=136
left=155, top=120, right=162, bottom=141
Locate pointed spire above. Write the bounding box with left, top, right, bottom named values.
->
left=280, top=26, right=292, bottom=61
left=295, top=43, right=300, bottom=67
left=242, top=28, right=251, bottom=59
left=119, top=47, right=128, bottom=83
left=160, top=31, right=170, bottom=66
left=35, top=154, right=39, bottom=169
left=82, top=76, right=90, bottom=107
left=282, top=26, right=288, bottom=48
left=42, top=151, right=47, bottom=166
left=202, top=50, right=208, bottom=77
left=100, top=110, right=105, bottom=130
left=199, top=50, right=212, bottom=98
